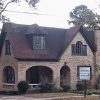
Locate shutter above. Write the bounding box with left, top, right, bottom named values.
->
left=72, top=44, right=76, bottom=54
left=82, top=45, right=87, bottom=55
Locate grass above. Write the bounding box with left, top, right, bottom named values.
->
left=53, top=96, right=100, bottom=100
left=25, top=92, right=100, bottom=100
left=26, top=92, right=82, bottom=98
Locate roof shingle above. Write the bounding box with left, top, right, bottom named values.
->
left=0, top=23, right=96, bottom=61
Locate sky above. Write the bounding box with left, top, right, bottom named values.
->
left=2, top=0, right=100, bottom=28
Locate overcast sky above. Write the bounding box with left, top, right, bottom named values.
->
left=2, top=0, right=100, bottom=28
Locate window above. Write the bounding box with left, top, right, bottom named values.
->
left=77, top=66, right=92, bottom=80
left=4, top=66, right=15, bottom=83
left=76, top=41, right=82, bottom=54
left=72, top=41, right=87, bottom=56
left=33, top=36, right=45, bottom=50
left=5, top=40, right=11, bottom=55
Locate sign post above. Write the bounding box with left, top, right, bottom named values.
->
left=79, top=66, right=91, bottom=98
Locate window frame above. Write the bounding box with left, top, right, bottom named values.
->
left=77, top=66, right=92, bottom=80
left=33, top=35, right=45, bottom=50
left=3, top=66, right=15, bottom=83
left=5, top=40, right=11, bottom=55
left=72, top=41, right=87, bottom=56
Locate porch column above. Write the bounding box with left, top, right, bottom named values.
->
left=17, top=64, right=26, bottom=83
left=70, top=67, right=77, bottom=89
left=53, top=68, right=60, bottom=89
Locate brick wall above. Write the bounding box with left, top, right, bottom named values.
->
left=0, top=31, right=95, bottom=90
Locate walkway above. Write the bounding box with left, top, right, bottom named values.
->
left=0, top=95, right=84, bottom=100
left=0, top=94, right=99, bottom=100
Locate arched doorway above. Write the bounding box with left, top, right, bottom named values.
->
left=26, top=66, right=53, bottom=84
left=3, top=66, right=15, bottom=83
left=60, top=65, right=70, bottom=87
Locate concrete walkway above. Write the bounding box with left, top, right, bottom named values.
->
left=0, top=95, right=84, bottom=100
left=0, top=95, right=99, bottom=100
left=0, top=96, right=43, bottom=100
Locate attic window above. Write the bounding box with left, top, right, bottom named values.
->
left=5, top=40, right=11, bottom=55
left=72, top=41, right=87, bottom=56
left=33, top=36, right=45, bottom=50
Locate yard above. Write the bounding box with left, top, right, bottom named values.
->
left=25, top=92, right=100, bottom=100
left=0, top=92, right=100, bottom=100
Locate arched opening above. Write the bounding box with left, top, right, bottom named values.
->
left=26, top=66, right=53, bottom=84
left=3, top=66, right=15, bottom=83
left=60, top=65, right=70, bottom=87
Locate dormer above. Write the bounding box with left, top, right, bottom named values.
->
left=26, top=24, right=47, bottom=50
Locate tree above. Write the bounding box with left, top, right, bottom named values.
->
left=0, top=0, right=39, bottom=23
left=68, top=5, right=100, bottom=31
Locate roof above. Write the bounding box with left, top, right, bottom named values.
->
left=0, top=23, right=97, bottom=61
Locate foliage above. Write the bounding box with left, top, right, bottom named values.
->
left=76, top=83, right=84, bottom=91
left=86, top=90, right=92, bottom=95
left=0, top=0, right=39, bottom=23
left=62, top=85, right=70, bottom=92
left=39, top=82, right=54, bottom=93
left=17, top=81, right=29, bottom=94
left=68, top=5, right=100, bottom=31
left=94, top=74, right=100, bottom=89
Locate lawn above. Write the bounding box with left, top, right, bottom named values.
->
left=29, top=92, right=82, bottom=98
left=25, top=92, right=100, bottom=100
left=53, top=96, right=100, bottom=100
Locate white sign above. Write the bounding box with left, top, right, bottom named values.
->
left=79, top=67, right=91, bottom=80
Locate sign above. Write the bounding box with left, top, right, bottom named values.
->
left=79, top=67, right=91, bottom=80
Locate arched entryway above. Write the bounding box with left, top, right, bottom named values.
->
left=3, top=66, right=15, bottom=83
left=26, top=66, right=53, bottom=84
left=60, top=65, right=70, bottom=87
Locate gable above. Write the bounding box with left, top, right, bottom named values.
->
left=71, top=31, right=93, bottom=53
left=79, top=27, right=96, bottom=52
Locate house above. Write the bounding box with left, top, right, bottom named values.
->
left=0, top=23, right=99, bottom=91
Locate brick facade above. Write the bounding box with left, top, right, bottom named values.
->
left=0, top=30, right=97, bottom=91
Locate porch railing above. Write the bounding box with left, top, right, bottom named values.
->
left=2, top=83, right=15, bottom=90
left=29, top=84, right=41, bottom=91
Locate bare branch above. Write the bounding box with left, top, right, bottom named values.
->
left=0, top=1, right=13, bottom=15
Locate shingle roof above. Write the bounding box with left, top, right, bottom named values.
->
left=0, top=23, right=97, bottom=61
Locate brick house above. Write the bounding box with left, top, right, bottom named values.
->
left=0, top=23, right=99, bottom=91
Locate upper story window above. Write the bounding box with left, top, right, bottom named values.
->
left=33, top=36, right=45, bottom=50
left=5, top=40, right=11, bottom=55
left=72, top=41, right=87, bottom=56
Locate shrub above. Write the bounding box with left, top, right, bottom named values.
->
left=86, top=90, right=92, bottom=95
left=76, top=83, right=84, bottom=91
left=94, top=74, right=100, bottom=89
left=39, top=82, right=54, bottom=93
left=62, top=86, right=70, bottom=92
left=17, top=81, right=29, bottom=94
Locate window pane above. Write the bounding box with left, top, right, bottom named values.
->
left=5, top=40, right=11, bottom=55
left=33, top=36, right=45, bottom=50
left=76, top=41, right=82, bottom=54
left=4, top=66, right=15, bottom=83
left=72, top=42, right=87, bottom=56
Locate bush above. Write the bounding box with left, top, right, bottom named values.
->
left=86, top=90, right=92, bottom=95
left=94, top=74, right=100, bottom=89
left=39, top=82, right=54, bottom=93
left=62, top=86, right=70, bottom=92
left=76, top=83, right=84, bottom=91
left=17, top=81, right=29, bottom=94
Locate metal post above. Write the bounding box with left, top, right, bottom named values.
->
left=84, top=80, right=86, bottom=98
